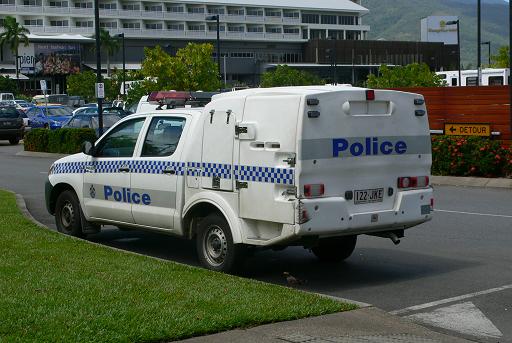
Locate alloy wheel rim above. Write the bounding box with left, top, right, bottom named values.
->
left=60, top=201, right=74, bottom=230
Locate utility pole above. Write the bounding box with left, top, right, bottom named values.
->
left=94, top=0, right=103, bottom=135
left=477, top=0, right=482, bottom=86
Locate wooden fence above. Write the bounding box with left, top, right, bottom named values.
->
left=395, top=86, right=511, bottom=141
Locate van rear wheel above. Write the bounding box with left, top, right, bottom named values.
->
left=196, top=213, right=245, bottom=273
left=9, top=138, right=19, bottom=145
left=312, top=235, right=357, bottom=262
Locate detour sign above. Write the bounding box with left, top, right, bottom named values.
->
left=444, top=123, right=491, bottom=137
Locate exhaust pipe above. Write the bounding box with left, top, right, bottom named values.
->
left=388, top=232, right=401, bottom=245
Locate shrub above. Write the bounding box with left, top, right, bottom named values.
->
left=431, top=135, right=512, bottom=178
left=24, top=128, right=96, bottom=154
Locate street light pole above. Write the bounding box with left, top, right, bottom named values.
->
left=94, top=0, right=103, bottom=135
left=447, top=20, right=461, bottom=86
left=117, top=33, right=126, bottom=100
left=206, top=14, right=222, bottom=92
left=509, top=0, right=512, bottom=140
left=477, top=0, right=482, bottom=86
left=481, top=41, right=491, bottom=66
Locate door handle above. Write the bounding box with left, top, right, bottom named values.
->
left=84, top=165, right=95, bottom=173
left=119, top=167, right=130, bottom=173
left=163, top=168, right=176, bottom=175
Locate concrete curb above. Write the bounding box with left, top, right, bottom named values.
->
left=431, top=175, right=512, bottom=189
left=15, top=193, right=47, bottom=228
left=16, top=150, right=70, bottom=159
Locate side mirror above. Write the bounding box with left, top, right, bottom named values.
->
left=81, top=141, right=95, bottom=156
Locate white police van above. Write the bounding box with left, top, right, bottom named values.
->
left=45, top=86, right=433, bottom=272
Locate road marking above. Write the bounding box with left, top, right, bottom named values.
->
left=407, top=301, right=503, bottom=339
left=436, top=209, right=512, bottom=219
left=391, top=284, right=512, bottom=315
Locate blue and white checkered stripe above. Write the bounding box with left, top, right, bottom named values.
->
left=131, top=161, right=186, bottom=175
left=235, top=165, right=294, bottom=185
left=51, top=160, right=294, bottom=185
left=200, top=162, right=232, bottom=179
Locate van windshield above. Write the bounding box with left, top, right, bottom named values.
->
left=0, top=107, right=19, bottom=118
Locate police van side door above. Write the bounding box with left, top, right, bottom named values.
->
left=83, top=117, right=147, bottom=224
left=130, top=115, right=187, bottom=230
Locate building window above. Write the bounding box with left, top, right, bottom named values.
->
left=230, top=52, right=254, bottom=58
left=212, top=52, right=228, bottom=58
left=0, top=0, right=15, bottom=4
left=123, top=22, right=140, bottom=29
left=302, top=13, right=319, bottom=24
left=228, top=8, right=244, bottom=16
left=99, top=21, right=117, bottom=28
left=123, top=4, right=140, bottom=10
left=283, top=12, right=299, bottom=18
left=228, top=25, right=244, bottom=32
left=168, top=23, right=184, bottom=30
left=23, top=0, right=41, bottom=6
left=145, top=23, right=162, bottom=30
left=208, top=24, right=225, bottom=31
left=267, top=27, right=281, bottom=33
left=207, top=8, right=224, bottom=14
left=339, top=16, right=356, bottom=25
left=188, top=24, right=204, bottom=31
left=50, top=20, right=68, bottom=26
left=167, top=6, right=183, bottom=12
left=145, top=5, right=162, bottom=12
left=74, top=2, right=92, bottom=8
left=188, top=7, right=204, bottom=14
left=247, top=26, right=263, bottom=33
left=321, top=15, right=336, bottom=25
left=489, top=76, right=504, bottom=86
left=49, top=0, right=67, bottom=6
left=99, top=3, right=116, bottom=9
left=246, top=8, right=263, bottom=16
left=283, top=27, right=299, bottom=34
left=24, top=19, right=43, bottom=26
left=76, top=20, right=93, bottom=27
left=265, top=9, right=281, bottom=17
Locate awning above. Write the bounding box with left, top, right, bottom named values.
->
left=27, top=33, right=94, bottom=42
left=1, top=73, right=29, bottom=80
left=84, top=63, right=142, bottom=71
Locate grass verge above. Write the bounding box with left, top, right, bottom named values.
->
left=0, top=190, right=356, bottom=343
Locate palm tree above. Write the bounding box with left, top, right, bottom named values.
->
left=0, top=16, right=30, bottom=84
left=99, top=28, right=120, bottom=76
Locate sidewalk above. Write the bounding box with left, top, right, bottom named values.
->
left=431, top=175, right=512, bottom=189
left=179, top=307, right=472, bottom=343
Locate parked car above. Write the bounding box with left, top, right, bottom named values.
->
left=71, top=106, right=131, bottom=117
left=0, top=106, right=24, bottom=145
left=0, top=93, right=15, bottom=104
left=62, top=113, right=122, bottom=135
left=25, top=105, right=74, bottom=130
left=72, top=106, right=98, bottom=115
left=14, top=100, right=34, bottom=113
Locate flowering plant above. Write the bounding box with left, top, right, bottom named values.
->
left=431, top=135, right=512, bottom=178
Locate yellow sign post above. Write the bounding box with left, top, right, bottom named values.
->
left=444, top=123, right=491, bottom=137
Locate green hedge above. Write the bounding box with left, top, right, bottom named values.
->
left=24, top=129, right=97, bottom=154
left=432, top=135, right=512, bottom=178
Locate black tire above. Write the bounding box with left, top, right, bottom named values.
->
left=43, top=123, right=49, bottom=129
left=196, top=213, right=245, bottom=273
left=9, top=138, right=19, bottom=145
left=312, top=235, right=357, bottom=262
left=55, top=190, right=85, bottom=238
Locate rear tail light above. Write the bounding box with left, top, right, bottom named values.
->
left=304, top=184, right=325, bottom=198
left=397, top=176, right=429, bottom=189
left=430, top=198, right=434, bottom=210
left=366, top=89, right=375, bottom=101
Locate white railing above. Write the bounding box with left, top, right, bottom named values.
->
left=141, top=10, right=164, bottom=18
left=16, top=5, right=41, bottom=13
left=283, top=17, right=300, bottom=24
left=264, top=16, right=283, bottom=23
left=70, top=7, right=92, bottom=15
left=44, top=5, right=70, bottom=13
left=0, top=4, right=16, bottom=12
left=99, top=9, right=118, bottom=17
left=245, top=15, right=264, bottom=22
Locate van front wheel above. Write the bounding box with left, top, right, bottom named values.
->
left=312, top=235, right=357, bottom=262
left=196, top=213, right=245, bottom=273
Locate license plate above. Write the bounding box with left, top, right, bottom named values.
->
left=2, top=121, right=11, bottom=126
left=354, top=188, right=384, bottom=205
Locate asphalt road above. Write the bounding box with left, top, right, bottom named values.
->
left=1, top=142, right=511, bottom=343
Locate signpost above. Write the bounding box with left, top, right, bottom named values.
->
left=444, top=123, right=491, bottom=137
left=95, top=82, right=105, bottom=99
left=40, top=80, right=48, bottom=115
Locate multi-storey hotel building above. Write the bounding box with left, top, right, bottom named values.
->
left=0, top=0, right=369, bottom=91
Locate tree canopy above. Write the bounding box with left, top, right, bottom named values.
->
left=366, top=63, right=445, bottom=88
left=491, top=46, right=509, bottom=68
left=261, top=65, right=323, bottom=87
left=0, top=16, right=29, bottom=81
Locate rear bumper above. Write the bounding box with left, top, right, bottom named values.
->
left=297, top=188, right=433, bottom=237
left=0, top=128, right=23, bottom=139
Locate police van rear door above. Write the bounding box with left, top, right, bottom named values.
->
left=298, top=89, right=431, bottom=213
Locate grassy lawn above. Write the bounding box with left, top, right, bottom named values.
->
left=0, top=190, right=356, bottom=343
